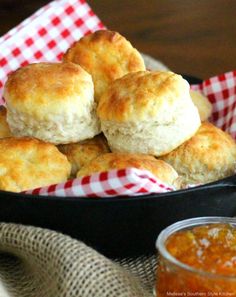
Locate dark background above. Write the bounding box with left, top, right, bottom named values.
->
left=0, top=0, right=235, bottom=79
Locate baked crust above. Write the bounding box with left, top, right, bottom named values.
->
left=161, top=122, right=236, bottom=184
left=58, top=134, right=110, bottom=177
left=63, top=30, right=145, bottom=101
left=77, top=152, right=179, bottom=188
left=0, top=106, right=11, bottom=138
left=4, top=62, right=100, bottom=144
left=98, top=71, right=193, bottom=122
left=190, top=90, right=212, bottom=121
left=97, top=71, right=201, bottom=156
left=0, top=137, right=71, bottom=192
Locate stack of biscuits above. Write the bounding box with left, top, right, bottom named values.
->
left=1, top=30, right=236, bottom=193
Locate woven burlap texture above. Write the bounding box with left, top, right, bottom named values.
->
left=0, top=223, right=156, bottom=297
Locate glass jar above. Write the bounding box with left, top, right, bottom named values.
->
left=156, top=217, right=236, bottom=297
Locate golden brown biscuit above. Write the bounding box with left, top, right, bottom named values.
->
left=77, top=153, right=179, bottom=188
left=190, top=90, right=212, bottom=121
left=0, top=137, right=71, bottom=192
left=4, top=62, right=100, bottom=144
left=0, top=106, right=11, bottom=138
left=58, top=134, right=110, bottom=177
left=63, top=30, right=145, bottom=101
left=97, top=71, right=201, bottom=156
left=161, top=122, right=236, bottom=184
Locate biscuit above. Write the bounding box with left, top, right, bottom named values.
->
left=97, top=71, right=201, bottom=156
left=0, top=137, right=71, bottom=192
left=0, top=106, right=12, bottom=138
left=190, top=90, right=212, bottom=121
left=63, top=30, right=145, bottom=101
left=58, top=134, right=110, bottom=177
left=77, top=153, right=180, bottom=188
left=161, top=122, right=236, bottom=184
left=4, top=62, right=100, bottom=144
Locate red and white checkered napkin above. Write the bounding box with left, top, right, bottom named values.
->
left=25, top=168, right=174, bottom=197
left=191, top=70, right=236, bottom=139
left=0, top=0, right=104, bottom=104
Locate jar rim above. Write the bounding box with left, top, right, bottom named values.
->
left=156, top=216, right=236, bottom=280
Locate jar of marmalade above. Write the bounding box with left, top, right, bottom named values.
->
left=156, top=217, right=236, bottom=297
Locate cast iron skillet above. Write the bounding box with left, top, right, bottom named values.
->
left=0, top=75, right=236, bottom=259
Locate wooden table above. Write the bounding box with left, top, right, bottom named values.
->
left=0, top=0, right=235, bottom=79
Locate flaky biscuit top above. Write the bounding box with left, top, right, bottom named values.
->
left=162, top=122, right=236, bottom=170
left=161, top=122, right=236, bottom=183
left=63, top=30, right=145, bottom=101
left=4, top=62, right=94, bottom=119
left=0, top=137, right=71, bottom=192
left=97, top=71, right=192, bottom=122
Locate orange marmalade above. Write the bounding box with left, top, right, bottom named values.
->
left=157, top=223, right=236, bottom=297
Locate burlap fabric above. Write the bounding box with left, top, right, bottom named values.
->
left=0, top=223, right=156, bottom=297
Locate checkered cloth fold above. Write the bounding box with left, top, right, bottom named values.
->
left=0, top=0, right=236, bottom=197
left=25, top=168, right=175, bottom=197
left=192, top=71, right=236, bottom=139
